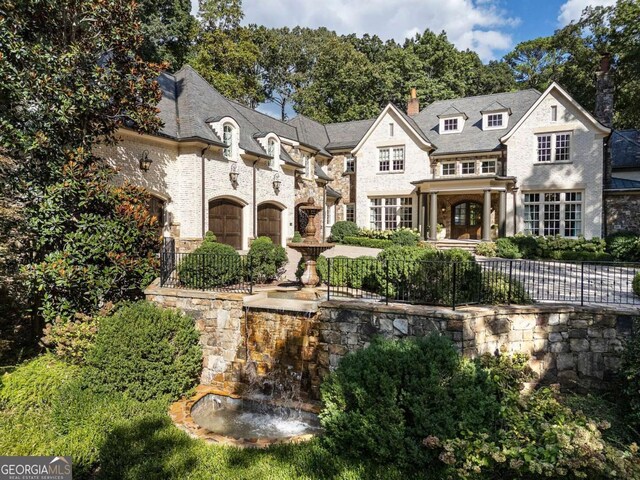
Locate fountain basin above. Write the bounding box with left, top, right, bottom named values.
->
left=170, top=387, right=321, bottom=448
left=243, top=288, right=326, bottom=313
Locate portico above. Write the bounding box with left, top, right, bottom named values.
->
left=412, top=176, right=516, bottom=241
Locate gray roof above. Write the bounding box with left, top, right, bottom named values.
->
left=326, top=185, right=342, bottom=198
left=314, top=162, right=332, bottom=182
left=287, top=116, right=331, bottom=156
left=609, top=177, right=640, bottom=190
left=413, top=89, right=541, bottom=156
left=611, top=130, right=640, bottom=169
left=280, top=148, right=303, bottom=169
left=324, top=119, right=376, bottom=150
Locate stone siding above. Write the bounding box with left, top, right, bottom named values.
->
left=146, top=282, right=639, bottom=400
left=605, top=193, right=640, bottom=235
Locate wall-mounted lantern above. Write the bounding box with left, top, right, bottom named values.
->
left=273, top=173, right=281, bottom=194
left=229, top=163, right=239, bottom=188
left=139, top=150, right=153, bottom=172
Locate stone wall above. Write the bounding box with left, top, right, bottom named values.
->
left=606, top=193, right=640, bottom=234
left=146, top=282, right=639, bottom=400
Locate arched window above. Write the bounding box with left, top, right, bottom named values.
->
left=267, top=138, right=277, bottom=168
left=223, top=123, right=234, bottom=159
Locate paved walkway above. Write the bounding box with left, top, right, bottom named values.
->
left=282, top=245, right=381, bottom=281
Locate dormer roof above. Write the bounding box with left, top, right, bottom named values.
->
left=480, top=101, right=511, bottom=115
left=437, top=105, right=468, bottom=120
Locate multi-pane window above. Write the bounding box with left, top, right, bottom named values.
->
left=443, top=118, right=458, bottom=131
left=379, top=148, right=390, bottom=171
left=537, top=132, right=571, bottom=162
left=223, top=124, right=234, bottom=159
left=344, top=155, right=355, bottom=173
left=442, top=163, right=456, bottom=176
left=523, top=191, right=583, bottom=237
left=392, top=147, right=405, bottom=171
left=379, top=147, right=404, bottom=172
left=267, top=138, right=276, bottom=168
left=487, top=113, right=503, bottom=128
left=345, top=204, right=355, bottom=223
left=369, top=197, right=413, bottom=230
left=303, top=154, right=312, bottom=177
left=481, top=160, right=496, bottom=174
left=461, top=161, right=475, bottom=175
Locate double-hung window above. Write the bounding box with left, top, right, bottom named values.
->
left=536, top=132, right=571, bottom=162
left=461, top=161, right=475, bottom=175
left=345, top=155, right=355, bottom=173
left=267, top=138, right=277, bottom=168
left=379, top=147, right=404, bottom=172
left=442, top=162, right=456, bottom=176
left=481, top=160, right=496, bottom=174
left=523, top=191, right=583, bottom=237
left=369, top=197, right=413, bottom=230
left=223, top=124, right=234, bottom=159
left=487, top=113, right=503, bottom=128
left=345, top=204, right=355, bottom=223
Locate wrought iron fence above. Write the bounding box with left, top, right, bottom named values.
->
left=160, top=249, right=253, bottom=293
left=326, top=257, right=640, bottom=309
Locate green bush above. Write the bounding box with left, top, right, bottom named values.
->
left=247, top=236, right=287, bottom=283
left=621, top=318, right=640, bottom=429
left=178, top=233, right=241, bottom=288
left=84, top=301, right=201, bottom=402
left=481, top=271, right=532, bottom=304
left=495, top=237, right=522, bottom=258
left=329, top=221, right=359, bottom=243
left=292, top=231, right=302, bottom=242
left=324, top=256, right=380, bottom=291
left=634, top=272, right=640, bottom=297
left=475, top=241, right=497, bottom=257
left=295, top=255, right=329, bottom=283
left=320, top=336, right=500, bottom=472
left=558, top=251, right=613, bottom=261
left=342, top=236, right=393, bottom=249
left=607, top=231, right=640, bottom=262
left=389, top=228, right=420, bottom=246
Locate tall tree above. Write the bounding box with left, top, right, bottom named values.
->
left=189, top=0, right=264, bottom=106
left=137, top=0, right=196, bottom=70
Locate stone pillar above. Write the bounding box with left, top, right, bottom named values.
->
left=482, top=189, right=491, bottom=241
left=499, top=190, right=507, bottom=238
left=429, top=191, right=438, bottom=240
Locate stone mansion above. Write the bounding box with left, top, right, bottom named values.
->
left=100, top=64, right=640, bottom=251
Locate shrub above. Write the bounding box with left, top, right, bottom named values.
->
left=0, top=354, right=78, bottom=411
left=342, top=236, right=393, bottom=249
left=389, top=228, right=419, bottom=246
left=320, top=336, right=500, bottom=472
left=634, top=272, right=640, bottom=297
left=495, top=237, right=522, bottom=259
left=481, top=271, right=532, bottom=304
left=84, top=301, right=201, bottom=402
left=324, top=256, right=379, bottom=291
left=558, top=251, right=613, bottom=261
left=247, top=236, right=287, bottom=283
left=475, top=241, right=497, bottom=257
left=621, top=318, right=640, bottom=429
left=292, top=231, right=302, bottom=242
left=178, top=233, right=241, bottom=288
left=296, top=255, right=328, bottom=283
left=329, top=221, right=359, bottom=243
left=607, top=231, right=640, bottom=262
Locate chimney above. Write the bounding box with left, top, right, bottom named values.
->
left=407, top=87, right=419, bottom=116
left=594, top=52, right=614, bottom=128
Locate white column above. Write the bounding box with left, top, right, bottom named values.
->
left=482, top=189, right=491, bottom=241
left=429, top=191, right=438, bottom=240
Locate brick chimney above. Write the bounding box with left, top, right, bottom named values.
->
left=595, top=53, right=614, bottom=128
left=407, top=87, right=419, bottom=116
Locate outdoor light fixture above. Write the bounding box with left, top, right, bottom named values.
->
left=229, top=163, right=239, bottom=188
left=273, top=173, right=281, bottom=194
left=139, top=150, right=153, bottom=172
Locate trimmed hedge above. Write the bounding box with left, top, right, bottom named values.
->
left=606, top=231, right=640, bottom=262
left=481, top=271, right=532, bottom=304
left=178, top=233, right=241, bottom=288
left=475, top=241, right=497, bottom=257
left=84, top=301, right=202, bottom=402
left=247, top=236, right=287, bottom=283
left=634, top=272, right=640, bottom=297
left=495, top=235, right=609, bottom=261
left=329, top=221, right=359, bottom=243
left=342, top=236, right=394, bottom=249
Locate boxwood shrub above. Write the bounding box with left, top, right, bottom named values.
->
left=247, top=236, right=287, bottom=283
left=178, top=232, right=241, bottom=288
left=342, top=236, right=393, bottom=249
left=634, top=272, right=640, bottom=298
left=607, top=231, right=640, bottom=262
left=329, top=221, right=359, bottom=243
left=84, top=301, right=202, bottom=402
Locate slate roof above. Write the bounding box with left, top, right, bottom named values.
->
left=326, top=185, right=342, bottom=198
left=324, top=119, right=376, bottom=150
left=610, top=130, right=640, bottom=169
left=413, top=89, right=541, bottom=156
left=314, top=162, right=333, bottom=182
left=286, top=116, right=332, bottom=156
left=609, top=177, right=640, bottom=190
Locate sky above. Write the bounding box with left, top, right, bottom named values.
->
left=190, top=0, right=616, bottom=116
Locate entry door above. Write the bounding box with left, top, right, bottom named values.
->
left=451, top=201, right=482, bottom=239
left=208, top=199, right=242, bottom=249
left=257, top=203, right=282, bottom=246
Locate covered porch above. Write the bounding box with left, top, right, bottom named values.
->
left=412, top=176, right=517, bottom=241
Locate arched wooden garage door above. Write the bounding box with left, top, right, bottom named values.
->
left=257, top=203, right=282, bottom=246
left=208, top=199, right=243, bottom=249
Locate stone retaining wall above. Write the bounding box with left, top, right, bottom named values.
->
left=146, top=281, right=640, bottom=400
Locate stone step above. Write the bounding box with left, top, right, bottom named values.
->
left=426, top=241, right=481, bottom=252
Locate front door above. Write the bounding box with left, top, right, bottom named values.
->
left=208, top=199, right=242, bottom=249
left=451, top=201, right=482, bottom=239
left=257, top=203, right=282, bottom=246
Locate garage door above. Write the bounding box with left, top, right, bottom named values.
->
left=257, top=203, right=282, bottom=246
left=208, top=199, right=243, bottom=249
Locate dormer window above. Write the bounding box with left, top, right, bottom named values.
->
left=487, top=113, right=503, bottom=128
left=444, top=118, right=458, bottom=131
left=267, top=138, right=277, bottom=168
left=223, top=123, right=234, bottom=159
left=481, top=102, right=511, bottom=131
left=438, top=106, right=466, bottom=134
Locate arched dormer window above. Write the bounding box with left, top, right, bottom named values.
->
left=223, top=123, right=234, bottom=159
left=267, top=137, right=278, bottom=169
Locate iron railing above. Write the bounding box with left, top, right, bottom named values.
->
left=160, top=250, right=253, bottom=293
left=326, top=257, right=640, bottom=309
